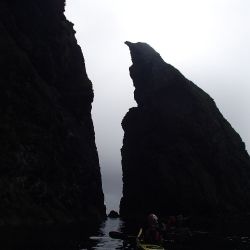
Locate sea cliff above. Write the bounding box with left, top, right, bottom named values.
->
left=120, top=41, right=250, bottom=219
left=0, top=0, right=105, bottom=226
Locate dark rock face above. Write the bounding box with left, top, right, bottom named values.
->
left=108, top=210, right=119, bottom=218
left=0, top=0, right=105, bottom=225
left=120, top=41, right=250, bottom=219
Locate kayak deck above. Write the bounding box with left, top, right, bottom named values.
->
left=137, top=241, right=165, bottom=250
left=136, top=228, right=165, bottom=250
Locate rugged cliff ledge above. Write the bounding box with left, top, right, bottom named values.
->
left=0, top=0, right=105, bottom=226
left=120, top=41, right=250, bottom=219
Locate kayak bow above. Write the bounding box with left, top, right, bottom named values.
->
left=136, top=228, right=165, bottom=250
left=137, top=241, right=165, bottom=250
left=109, top=230, right=165, bottom=249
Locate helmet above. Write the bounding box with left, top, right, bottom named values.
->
left=147, top=213, right=158, bottom=226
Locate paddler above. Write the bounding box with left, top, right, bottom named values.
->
left=139, top=213, right=164, bottom=244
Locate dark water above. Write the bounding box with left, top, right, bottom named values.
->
left=87, top=218, right=250, bottom=250
left=87, top=218, right=134, bottom=249
left=2, top=218, right=250, bottom=249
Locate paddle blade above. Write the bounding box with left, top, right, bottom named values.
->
left=109, top=231, right=126, bottom=240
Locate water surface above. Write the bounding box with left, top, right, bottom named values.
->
left=2, top=217, right=250, bottom=249
left=88, top=218, right=250, bottom=250
left=88, top=218, right=134, bottom=249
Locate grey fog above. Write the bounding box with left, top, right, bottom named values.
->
left=65, top=0, right=250, bottom=212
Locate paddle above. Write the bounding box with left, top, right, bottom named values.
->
left=109, top=231, right=136, bottom=240
left=89, top=236, right=110, bottom=240
left=109, top=230, right=170, bottom=242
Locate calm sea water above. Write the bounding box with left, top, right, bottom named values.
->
left=87, top=218, right=134, bottom=249
left=2, top=217, right=250, bottom=249
left=86, top=218, right=250, bottom=250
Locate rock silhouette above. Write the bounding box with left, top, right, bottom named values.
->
left=108, top=210, right=120, bottom=218
left=0, top=0, right=105, bottom=226
left=120, top=41, right=250, bottom=219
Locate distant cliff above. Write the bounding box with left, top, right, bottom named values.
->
left=120, top=41, right=250, bottom=219
left=0, top=0, right=105, bottom=226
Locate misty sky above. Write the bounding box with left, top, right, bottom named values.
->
left=65, top=0, right=250, bottom=212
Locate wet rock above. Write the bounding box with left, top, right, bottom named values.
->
left=108, top=210, right=120, bottom=218
left=120, top=41, right=250, bottom=219
left=0, top=0, right=105, bottom=226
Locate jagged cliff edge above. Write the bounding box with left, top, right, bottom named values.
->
left=120, top=41, right=250, bottom=220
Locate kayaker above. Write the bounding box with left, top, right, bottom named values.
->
left=140, top=213, right=164, bottom=244
left=164, top=215, right=177, bottom=231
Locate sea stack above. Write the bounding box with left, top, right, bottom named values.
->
left=120, top=41, right=250, bottom=219
left=0, top=0, right=105, bottom=225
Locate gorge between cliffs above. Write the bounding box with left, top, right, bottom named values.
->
left=1, top=0, right=250, bottom=249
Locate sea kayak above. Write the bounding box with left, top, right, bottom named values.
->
left=137, top=241, right=165, bottom=250
left=136, top=228, right=165, bottom=250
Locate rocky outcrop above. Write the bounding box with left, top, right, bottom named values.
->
left=120, top=41, right=250, bottom=219
left=0, top=0, right=105, bottom=226
left=108, top=210, right=119, bottom=218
